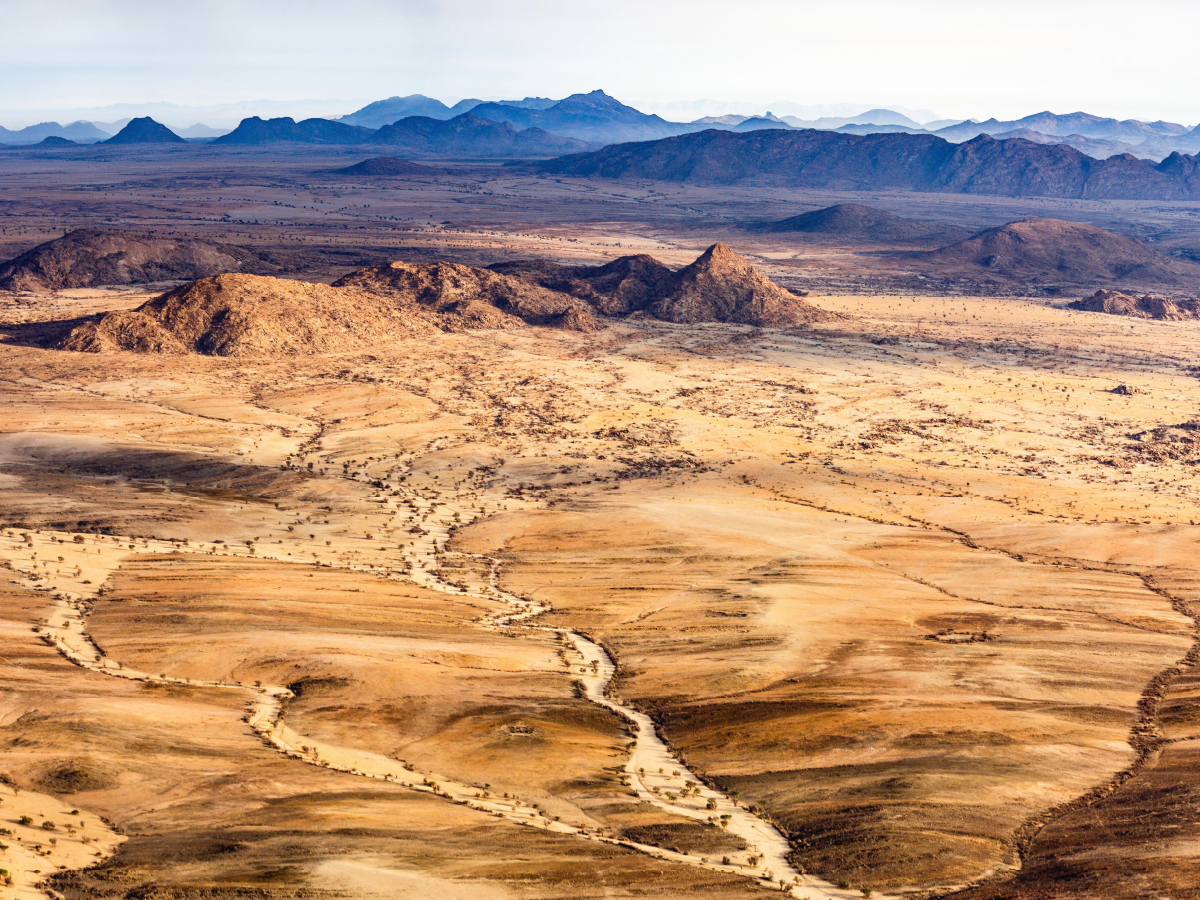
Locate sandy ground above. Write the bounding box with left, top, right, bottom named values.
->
left=0, top=289, right=1197, bottom=898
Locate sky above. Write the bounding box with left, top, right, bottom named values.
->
left=2, top=0, right=1199, bottom=127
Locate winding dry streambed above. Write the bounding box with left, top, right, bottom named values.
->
left=2, top=510, right=858, bottom=900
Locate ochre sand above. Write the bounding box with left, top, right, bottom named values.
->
left=0, top=292, right=1197, bottom=897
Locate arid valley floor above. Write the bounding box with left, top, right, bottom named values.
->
left=0, top=146, right=1198, bottom=900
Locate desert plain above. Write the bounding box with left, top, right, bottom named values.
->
left=0, top=144, right=1197, bottom=900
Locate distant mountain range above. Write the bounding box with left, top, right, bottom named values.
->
left=537, top=130, right=1200, bottom=200
left=464, top=90, right=700, bottom=143
left=0, top=120, right=112, bottom=144
left=369, top=114, right=589, bottom=156
left=335, top=94, right=484, bottom=128
left=6, top=90, right=1199, bottom=167
left=334, top=95, right=557, bottom=129
left=934, top=111, right=1190, bottom=143
left=213, top=112, right=591, bottom=156
left=683, top=109, right=1200, bottom=161
left=0, top=118, right=226, bottom=144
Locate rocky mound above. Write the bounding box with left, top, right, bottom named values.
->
left=1068, top=289, right=1200, bottom=319
left=648, top=243, right=840, bottom=326
left=490, top=254, right=675, bottom=316
left=0, top=229, right=273, bottom=293
left=917, top=218, right=1200, bottom=287
left=758, top=203, right=963, bottom=243
left=62, top=260, right=607, bottom=355
left=59, top=245, right=837, bottom=355
left=60, top=274, right=432, bottom=356
left=103, top=117, right=185, bottom=144
left=496, top=244, right=837, bottom=326
left=337, top=157, right=428, bottom=176
left=333, top=261, right=602, bottom=330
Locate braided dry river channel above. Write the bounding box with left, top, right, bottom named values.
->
left=1, top=468, right=870, bottom=900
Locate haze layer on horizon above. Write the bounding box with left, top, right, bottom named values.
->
left=3, top=0, right=1199, bottom=127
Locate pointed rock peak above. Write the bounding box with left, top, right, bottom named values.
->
left=691, top=242, right=751, bottom=269
left=104, top=117, right=185, bottom=144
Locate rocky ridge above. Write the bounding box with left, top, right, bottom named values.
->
left=0, top=229, right=276, bottom=293
left=60, top=245, right=839, bottom=356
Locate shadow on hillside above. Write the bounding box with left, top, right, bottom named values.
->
left=0, top=315, right=96, bottom=349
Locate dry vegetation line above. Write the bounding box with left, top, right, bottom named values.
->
left=746, top=475, right=1200, bottom=881
left=1, top=507, right=853, bottom=899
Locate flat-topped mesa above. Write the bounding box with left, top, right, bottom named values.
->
left=648, top=242, right=841, bottom=326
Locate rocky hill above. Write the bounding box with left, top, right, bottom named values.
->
left=60, top=274, right=437, bottom=355
left=59, top=245, right=839, bottom=355
left=489, top=254, right=676, bottom=316
left=495, top=244, right=838, bottom=326
left=755, top=203, right=966, bottom=243
left=647, top=243, right=839, bottom=325
left=337, top=157, right=429, bottom=176
left=332, top=261, right=602, bottom=330
left=60, top=263, right=603, bottom=356
left=537, top=130, right=1200, bottom=200
left=1068, top=289, right=1200, bottom=320
left=103, top=117, right=185, bottom=144
left=917, top=219, right=1200, bottom=288
left=0, top=230, right=274, bottom=292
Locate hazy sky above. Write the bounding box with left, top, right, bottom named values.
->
left=3, top=0, right=1199, bottom=125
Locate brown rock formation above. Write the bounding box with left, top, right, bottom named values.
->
left=0, top=230, right=274, bottom=293
left=647, top=243, right=840, bottom=326
left=1068, top=289, right=1200, bottom=320
left=333, top=261, right=603, bottom=331
left=917, top=218, right=1200, bottom=288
